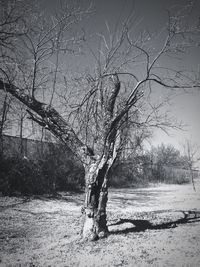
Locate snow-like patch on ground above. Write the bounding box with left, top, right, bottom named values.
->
left=0, top=179, right=200, bottom=266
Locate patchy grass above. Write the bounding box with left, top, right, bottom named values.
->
left=0, top=180, right=200, bottom=266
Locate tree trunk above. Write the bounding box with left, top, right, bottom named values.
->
left=82, top=161, right=109, bottom=241
left=0, top=79, right=118, bottom=241
left=19, top=114, right=24, bottom=155
left=0, top=94, right=9, bottom=154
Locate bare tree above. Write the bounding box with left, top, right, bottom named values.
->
left=0, top=93, right=12, bottom=152
left=0, top=1, right=200, bottom=241
left=183, top=140, right=200, bottom=191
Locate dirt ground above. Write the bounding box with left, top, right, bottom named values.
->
left=0, top=179, right=200, bottom=267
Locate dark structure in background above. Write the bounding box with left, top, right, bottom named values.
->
left=1, top=135, right=198, bottom=196
left=1, top=135, right=52, bottom=159
left=0, top=135, right=84, bottom=195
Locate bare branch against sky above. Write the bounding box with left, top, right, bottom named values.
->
left=0, top=0, right=200, bottom=244
left=0, top=0, right=200, bottom=156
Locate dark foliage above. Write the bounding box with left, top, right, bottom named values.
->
left=0, top=145, right=84, bottom=196
left=109, top=144, right=194, bottom=187
left=0, top=141, right=195, bottom=196
left=109, top=158, right=148, bottom=188
left=0, top=155, right=44, bottom=195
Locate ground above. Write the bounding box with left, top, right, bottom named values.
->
left=0, top=179, right=200, bottom=267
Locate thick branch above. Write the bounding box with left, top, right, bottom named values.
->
left=0, top=79, right=94, bottom=163
left=106, top=74, right=120, bottom=116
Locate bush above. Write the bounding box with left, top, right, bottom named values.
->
left=155, top=165, right=190, bottom=184
left=0, top=144, right=85, bottom=196
left=109, top=159, right=148, bottom=188
left=0, top=156, right=46, bottom=195
left=37, top=144, right=85, bottom=192
left=108, top=156, right=191, bottom=188
left=143, top=164, right=191, bottom=184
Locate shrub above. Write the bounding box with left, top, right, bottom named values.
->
left=0, top=155, right=45, bottom=195
left=109, top=160, right=148, bottom=188
left=0, top=145, right=85, bottom=196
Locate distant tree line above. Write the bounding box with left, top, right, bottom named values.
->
left=110, top=143, right=199, bottom=187
left=0, top=136, right=198, bottom=196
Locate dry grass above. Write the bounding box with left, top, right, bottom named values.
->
left=0, top=180, right=200, bottom=266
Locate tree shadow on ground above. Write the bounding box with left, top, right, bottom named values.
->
left=108, top=210, right=200, bottom=235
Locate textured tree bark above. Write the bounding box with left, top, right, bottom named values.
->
left=0, top=79, right=94, bottom=162
left=82, top=160, right=109, bottom=240
left=0, top=79, right=118, bottom=241
left=0, top=94, right=9, bottom=154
